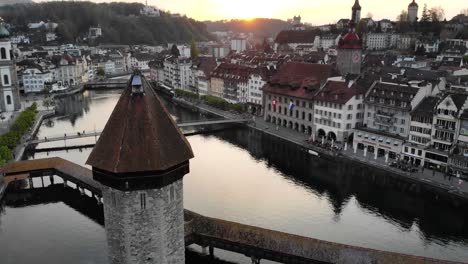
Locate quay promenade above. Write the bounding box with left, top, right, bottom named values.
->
left=173, top=97, right=468, bottom=199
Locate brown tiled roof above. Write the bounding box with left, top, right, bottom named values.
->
left=262, top=62, right=332, bottom=100
left=313, top=81, right=359, bottom=104
left=211, top=63, right=253, bottom=82
left=274, top=30, right=319, bottom=44
left=86, top=74, right=194, bottom=174
left=192, top=56, right=217, bottom=77
left=411, top=96, right=438, bottom=118
left=365, top=82, right=419, bottom=110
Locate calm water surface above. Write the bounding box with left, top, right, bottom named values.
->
left=1, top=90, right=468, bottom=264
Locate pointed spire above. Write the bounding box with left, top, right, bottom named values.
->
left=352, top=0, right=361, bottom=10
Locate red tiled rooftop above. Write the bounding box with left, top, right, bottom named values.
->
left=274, top=30, right=319, bottom=44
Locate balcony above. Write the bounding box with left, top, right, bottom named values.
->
left=434, top=124, right=456, bottom=132
left=375, top=110, right=394, bottom=118
left=432, top=135, right=454, bottom=143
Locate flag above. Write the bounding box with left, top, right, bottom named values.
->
left=289, top=101, right=295, bottom=111
left=272, top=98, right=277, bottom=107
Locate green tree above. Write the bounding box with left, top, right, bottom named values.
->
left=429, top=6, right=445, bottom=22
left=190, top=39, right=199, bottom=58
left=171, top=44, right=180, bottom=58
left=356, top=20, right=368, bottom=36
left=420, top=4, right=431, bottom=22
left=397, top=10, right=408, bottom=22
left=96, top=67, right=105, bottom=76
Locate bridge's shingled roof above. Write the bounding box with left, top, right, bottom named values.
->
left=86, top=74, right=194, bottom=174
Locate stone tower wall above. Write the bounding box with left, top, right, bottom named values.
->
left=102, top=179, right=185, bottom=264
left=337, top=49, right=362, bottom=76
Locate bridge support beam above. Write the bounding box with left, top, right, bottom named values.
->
left=63, top=180, right=67, bottom=187
left=28, top=177, right=33, bottom=189
left=49, top=176, right=54, bottom=185
left=41, top=176, right=44, bottom=188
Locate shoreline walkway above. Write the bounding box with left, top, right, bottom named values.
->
left=174, top=97, right=468, bottom=199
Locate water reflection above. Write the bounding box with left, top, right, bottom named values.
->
left=3, top=91, right=468, bottom=263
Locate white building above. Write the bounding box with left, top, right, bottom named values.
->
left=366, top=33, right=391, bottom=50
left=127, top=52, right=154, bottom=71
left=313, top=77, right=366, bottom=143
left=163, top=57, right=191, bottom=91
left=247, top=69, right=268, bottom=114
left=140, top=2, right=161, bottom=17
left=46, top=32, right=57, bottom=42
left=319, top=35, right=339, bottom=49
left=415, top=39, right=440, bottom=53
left=189, top=56, right=217, bottom=95
left=10, top=35, right=30, bottom=44
left=353, top=80, right=432, bottom=161
left=231, top=38, right=247, bottom=52
left=88, top=26, right=102, bottom=39
left=22, top=65, right=53, bottom=93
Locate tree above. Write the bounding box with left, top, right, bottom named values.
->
left=415, top=45, right=426, bottom=56
left=171, top=44, right=180, bottom=58
left=366, top=12, right=373, bottom=19
left=461, top=9, right=468, bottom=16
left=190, top=39, right=199, bottom=59
left=429, top=6, right=445, bottom=22
left=397, top=10, right=408, bottom=22
left=420, top=4, right=431, bottom=22
left=262, top=38, right=274, bottom=53
left=356, top=20, right=368, bottom=36
left=96, top=67, right=105, bottom=77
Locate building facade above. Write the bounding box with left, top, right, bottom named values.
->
left=0, top=20, right=21, bottom=112
left=263, top=62, right=332, bottom=134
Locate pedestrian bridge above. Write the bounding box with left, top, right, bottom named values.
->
left=26, top=118, right=251, bottom=146
left=0, top=158, right=459, bottom=264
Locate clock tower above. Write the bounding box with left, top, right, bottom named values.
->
left=336, top=21, right=362, bottom=76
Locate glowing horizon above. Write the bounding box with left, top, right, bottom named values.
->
left=33, top=0, right=465, bottom=25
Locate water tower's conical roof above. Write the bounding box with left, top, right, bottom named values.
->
left=86, top=72, right=194, bottom=175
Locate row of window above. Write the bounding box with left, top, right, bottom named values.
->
left=410, top=126, right=432, bottom=134
left=404, top=146, right=423, bottom=156
left=410, top=135, right=430, bottom=144
left=369, top=97, right=408, bottom=107
left=268, top=95, right=313, bottom=109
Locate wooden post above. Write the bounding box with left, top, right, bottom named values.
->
left=209, top=245, right=214, bottom=258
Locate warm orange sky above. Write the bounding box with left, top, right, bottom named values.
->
left=35, top=0, right=465, bottom=24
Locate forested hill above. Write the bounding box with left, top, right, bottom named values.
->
left=0, top=2, right=214, bottom=45
left=204, top=18, right=291, bottom=37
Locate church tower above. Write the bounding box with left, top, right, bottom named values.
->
left=337, top=21, right=363, bottom=76
left=408, top=0, right=419, bottom=23
left=87, top=71, right=194, bottom=264
left=351, top=0, right=361, bottom=24
left=0, top=18, right=20, bottom=112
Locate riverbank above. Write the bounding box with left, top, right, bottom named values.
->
left=171, top=96, right=468, bottom=202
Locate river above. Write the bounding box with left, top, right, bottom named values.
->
left=1, top=89, right=468, bottom=264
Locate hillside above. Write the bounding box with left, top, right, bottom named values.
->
left=0, top=1, right=214, bottom=45
left=204, top=18, right=291, bottom=37
left=0, top=0, right=32, bottom=7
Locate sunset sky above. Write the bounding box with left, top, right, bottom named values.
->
left=35, top=0, right=465, bottom=24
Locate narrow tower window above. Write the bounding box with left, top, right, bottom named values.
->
left=3, top=74, right=9, bottom=85
left=0, top=48, right=6, bottom=59
left=140, top=193, right=146, bottom=210
left=6, top=95, right=11, bottom=105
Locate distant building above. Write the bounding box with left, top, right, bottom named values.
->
left=274, top=30, right=320, bottom=52
left=408, top=0, right=419, bottom=23
left=10, top=34, right=30, bottom=44
left=351, top=0, right=361, bottom=24
left=140, top=1, right=161, bottom=17
left=189, top=56, right=217, bottom=95
left=163, top=57, right=191, bottom=91
left=45, top=32, right=57, bottom=42
left=0, top=19, right=21, bottom=112
left=88, top=26, right=102, bottom=39
left=366, top=33, right=391, bottom=50
left=291, top=15, right=305, bottom=31
left=231, top=38, right=247, bottom=52
left=22, top=64, right=52, bottom=93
